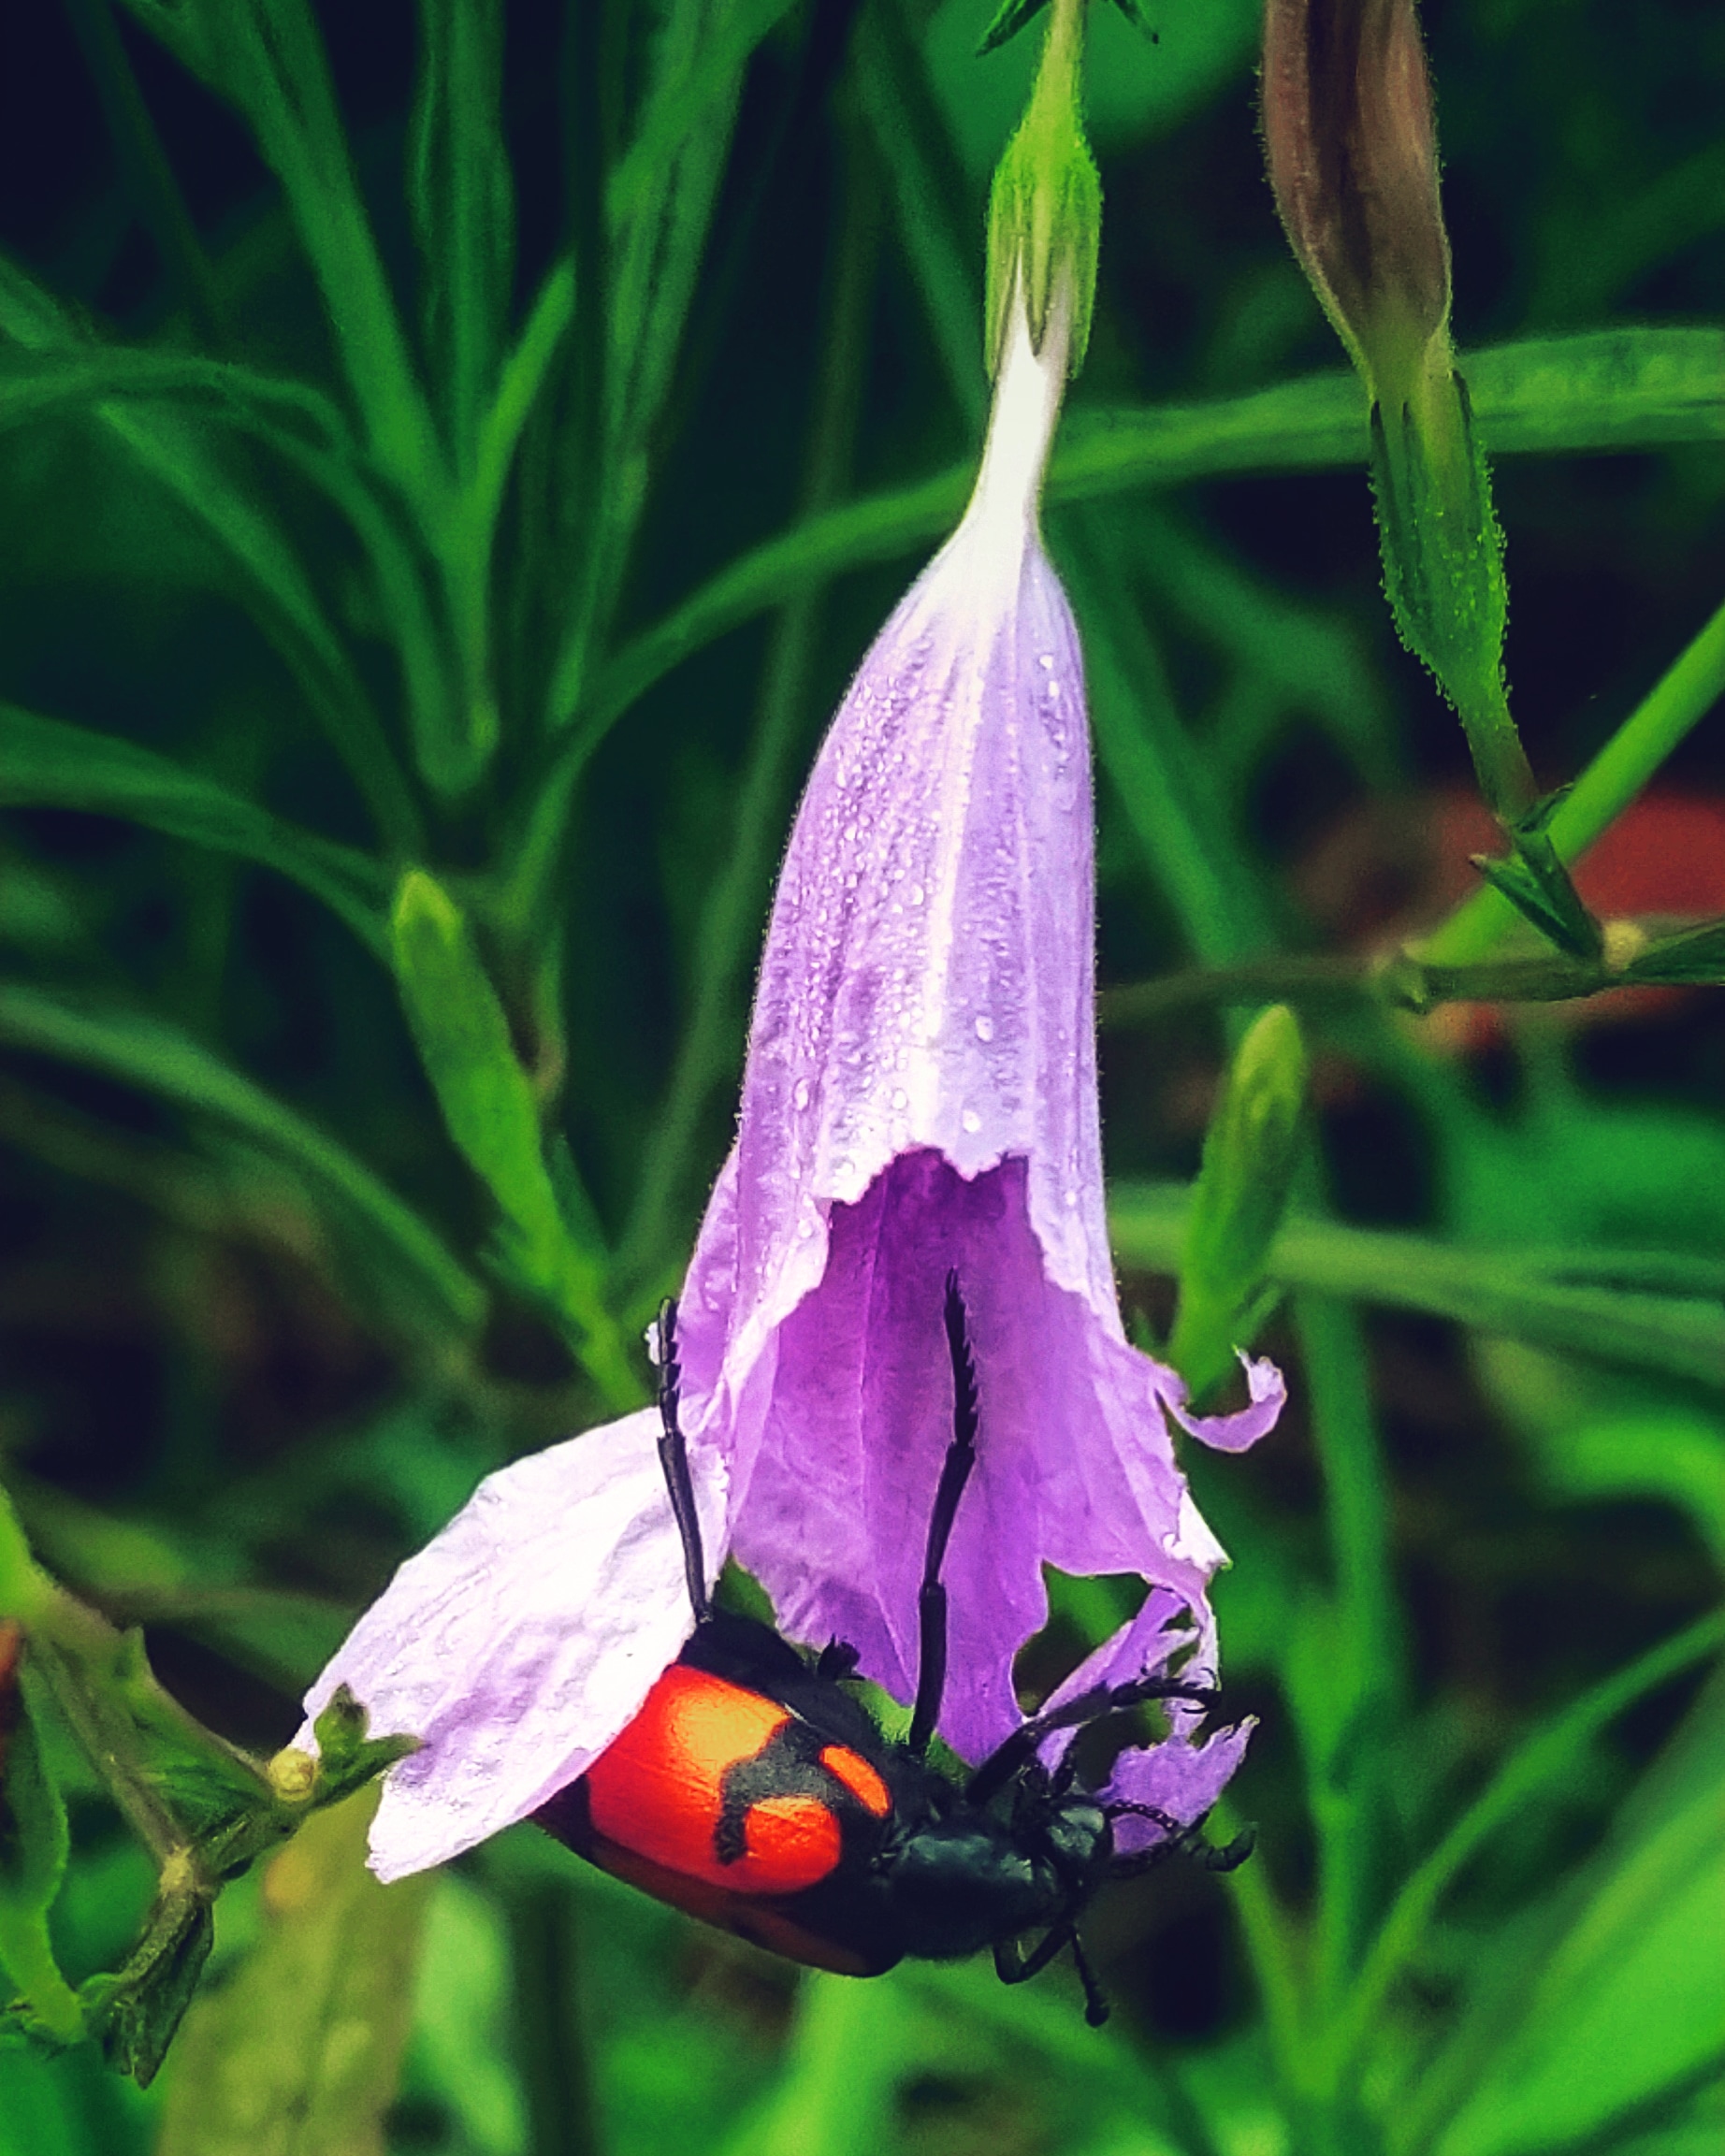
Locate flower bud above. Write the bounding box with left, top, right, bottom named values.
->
left=1262, top=1, right=1548, bottom=835
left=1261, top=0, right=1450, bottom=403
left=1170, top=1006, right=1309, bottom=1401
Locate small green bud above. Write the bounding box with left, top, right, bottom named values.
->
left=1169, top=1006, right=1309, bottom=1400
left=266, top=1745, right=318, bottom=1805
left=390, top=870, right=640, bottom=1404
left=984, top=0, right=1100, bottom=377
left=391, top=869, right=567, bottom=1280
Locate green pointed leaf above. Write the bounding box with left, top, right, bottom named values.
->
left=0, top=705, right=388, bottom=956
left=390, top=873, right=638, bottom=1406
left=0, top=253, right=421, bottom=851
left=979, top=0, right=1051, bottom=57
left=153, top=1788, right=430, bottom=2154
left=1471, top=828, right=1602, bottom=962
left=609, top=0, right=804, bottom=224
left=1625, top=915, right=1725, bottom=986
left=1170, top=1006, right=1310, bottom=1396
left=409, top=0, right=514, bottom=474
left=80, top=1886, right=213, bottom=2088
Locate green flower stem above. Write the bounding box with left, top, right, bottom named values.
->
left=1322, top=1603, right=1725, bottom=2098
left=0, top=1907, right=84, bottom=2044
left=1419, top=588, right=1725, bottom=968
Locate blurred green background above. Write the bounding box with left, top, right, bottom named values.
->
left=0, top=2, right=1721, bottom=2152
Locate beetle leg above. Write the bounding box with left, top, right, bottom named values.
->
left=993, top=1921, right=1072, bottom=1985
left=1106, top=1803, right=1257, bottom=1878
left=906, top=1272, right=981, bottom=1756
left=994, top=1920, right=1109, bottom=2022
left=966, top=1673, right=1218, bottom=1809
left=1067, top=1928, right=1111, bottom=2027
left=654, top=1297, right=711, bottom=1627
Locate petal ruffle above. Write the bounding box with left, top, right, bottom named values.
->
left=1035, top=1586, right=1253, bottom=1856
left=724, top=1152, right=1231, bottom=1766
left=299, top=1409, right=727, bottom=1880
left=1100, top=1718, right=1256, bottom=1857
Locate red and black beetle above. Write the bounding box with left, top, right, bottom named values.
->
left=534, top=1276, right=1250, bottom=2024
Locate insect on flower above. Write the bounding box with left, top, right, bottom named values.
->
left=532, top=1282, right=1252, bottom=2025
left=296, top=7, right=1281, bottom=2000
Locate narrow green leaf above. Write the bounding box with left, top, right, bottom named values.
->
left=409, top=0, right=514, bottom=477
left=853, top=0, right=986, bottom=428
left=1331, top=1610, right=1725, bottom=2115
left=1625, top=915, right=1725, bottom=986
left=0, top=704, right=389, bottom=957
left=583, top=327, right=1725, bottom=753
left=0, top=254, right=423, bottom=852
left=1109, top=1184, right=1725, bottom=1389
left=0, top=1647, right=82, bottom=2045
left=545, top=0, right=748, bottom=729
left=153, top=1788, right=431, bottom=2154
left=118, top=0, right=446, bottom=519
left=0, top=985, right=484, bottom=1342
left=0, top=347, right=344, bottom=440
left=1419, top=1661, right=1725, bottom=2156
left=608, top=0, right=802, bottom=225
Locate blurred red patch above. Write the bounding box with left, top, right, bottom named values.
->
left=1298, top=789, right=1725, bottom=1050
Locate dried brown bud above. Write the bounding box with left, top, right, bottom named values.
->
left=1261, top=0, right=1453, bottom=397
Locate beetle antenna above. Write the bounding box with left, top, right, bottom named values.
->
left=906, top=1272, right=980, bottom=1756
left=654, top=1297, right=710, bottom=1626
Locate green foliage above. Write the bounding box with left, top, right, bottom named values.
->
left=0, top=0, right=1721, bottom=2149
left=153, top=1789, right=431, bottom=2155
left=0, top=1650, right=81, bottom=2044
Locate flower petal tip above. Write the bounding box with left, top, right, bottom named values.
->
left=1168, top=1353, right=1286, bottom=1453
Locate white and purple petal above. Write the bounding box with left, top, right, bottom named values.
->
left=298, top=1409, right=727, bottom=1880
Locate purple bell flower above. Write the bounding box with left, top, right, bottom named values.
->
left=301, top=294, right=1281, bottom=1882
